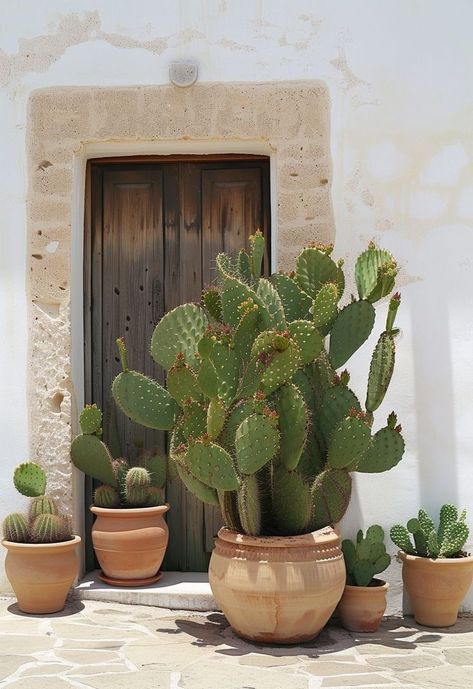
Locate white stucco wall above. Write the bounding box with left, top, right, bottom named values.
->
left=1, top=0, right=472, bottom=611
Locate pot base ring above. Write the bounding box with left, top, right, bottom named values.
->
left=98, top=570, right=162, bottom=587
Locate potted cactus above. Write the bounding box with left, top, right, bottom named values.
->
left=338, top=526, right=391, bottom=632
left=1, top=462, right=81, bottom=613
left=391, top=505, right=473, bottom=627
left=111, top=233, right=405, bottom=642
left=71, top=404, right=168, bottom=586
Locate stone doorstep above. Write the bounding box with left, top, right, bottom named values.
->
left=74, top=571, right=219, bottom=612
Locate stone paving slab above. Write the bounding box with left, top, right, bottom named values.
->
left=0, top=596, right=472, bottom=688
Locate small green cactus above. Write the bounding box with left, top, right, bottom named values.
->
left=3, top=513, right=29, bottom=542
left=3, top=464, right=74, bottom=543
left=124, top=467, right=151, bottom=507
left=390, top=505, right=469, bottom=558
left=342, top=526, right=391, bottom=586
left=100, top=235, right=405, bottom=537
left=94, top=485, right=121, bottom=508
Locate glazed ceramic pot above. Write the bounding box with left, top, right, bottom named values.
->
left=209, top=526, right=345, bottom=643
left=337, top=579, right=389, bottom=632
left=2, top=536, right=81, bottom=614
left=90, top=505, right=169, bottom=585
left=399, top=551, right=473, bottom=627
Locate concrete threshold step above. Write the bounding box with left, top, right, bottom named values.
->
left=74, top=570, right=219, bottom=612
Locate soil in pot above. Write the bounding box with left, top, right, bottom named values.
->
left=399, top=551, right=473, bottom=627
left=2, top=536, right=81, bottom=614
left=90, top=505, right=169, bottom=585
left=337, top=579, right=389, bottom=632
left=209, top=526, right=345, bottom=644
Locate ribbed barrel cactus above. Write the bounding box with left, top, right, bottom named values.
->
left=391, top=505, right=469, bottom=558
left=2, top=463, right=72, bottom=543
left=110, top=233, right=405, bottom=536
left=70, top=404, right=166, bottom=508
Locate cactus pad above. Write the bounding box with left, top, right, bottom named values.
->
left=79, top=404, right=102, bottom=435
left=356, top=425, right=404, bottom=473
left=366, top=332, right=395, bottom=412
left=71, top=434, right=117, bottom=487
left=207, top=397, right=226, bottom=440
left=271, top=272, right=312, bottom=322
left=186, top=440, right=239, bottom=491
left=13, top=463, right=47, bottom=498
left=295, top=247, right=340, bottom=298
left=167, top=362, right=202, bottom=405
left=260, top=340, right=302, bottom=395
left=176, top=464, right=219, bottom=506
left=287, top=320, right=323, bottom=365
left=202, top=287, right=223, bottom=322
left=311, top=281, right=339, bottom=335
left=238, top=474, right=262, bottom=536
left=257, top=279, right=286, bottom=330
left=112, top=370, right=179, bottom=430
left=329, top=300, right=376, bottom=369
left=355, top=244, right=398, bottom=303
left=390, top=525, right=416, bottom=554
left=249, top=230, right=265, bottom=280
left=310, top=468, right=352, bottom=530
left=277, top=384, right=307, bottom=470
left=319, top=385, right=361, bottom=445
left=151, top=304, right=208, bottom=369
left=327, top=416, right=372, bottom=470
left=235, top=413, right=279, bottom=474
left=272, top=466, right=311, bottom=534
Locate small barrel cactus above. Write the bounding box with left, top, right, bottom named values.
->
left=3, top=513, right=29, bottom=543
left=94, top=485, right=121, bottom=509
left=342, top=525, right=391, bottom=586
left=124, top=467, right=151, bottom=507
left=108, top=233, right=405, bottom=536
left=2, top=462, right=73, bottom=544
left=390, top=505, right=469, bottom=559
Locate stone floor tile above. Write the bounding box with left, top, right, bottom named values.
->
left=307, top=661, right=378, bottom=676
left=322, top=674, right=395, bottom=686
left=1, top=635, right=55, bottom=654
left=18, top=663, right=70, bottom=677
left=4, top=679, right=74, bottom=689
left=53, top=648, right=121, bottom=664
left=78, top=669, right=172, bottom=689
left=60, top=639, right=124, bottom=650
left=402, top=665, right=473, bottom=687
left=0, top=655, right=34, bottom=681
left=366, top=654, right=443, bottom=671
left=443, top=646, right=473, bottom=665
left=65, top=664, right=132, bottom=676
left=238, top=653, right=299, bottom=667
left=179, top=662, right=309, bottom=689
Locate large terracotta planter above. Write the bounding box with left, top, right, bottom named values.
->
left=90, top=505, right=169, bottom=585
left=337, top=579, right=389, bottom=632
left=2, top=536, right=81, bottom=614
left=209, top=526, right=345, bottom=643
left=399, top=551, right=473, bottom=627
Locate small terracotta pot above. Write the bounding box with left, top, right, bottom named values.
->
left=2, top=536, right=81, bottom=614
left=209, top=526, right=345, bottom=644
left=90, top=505, right=169, bottom=585
left=337, top=579, right=389, bottom=632
left=399, top=551, right=473, bottom=627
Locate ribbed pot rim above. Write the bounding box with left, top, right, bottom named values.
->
left=343, top=579, right=389, bottom=592
left=398, top=551, right=473, bottom=566
left=90, top=504, right=170, bottom=517
left=217, top=525, right=339, bottom=549
left=1, top=535, right=81, bottom=551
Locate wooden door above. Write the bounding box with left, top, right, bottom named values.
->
left=84, top=156, right=270, bottom=571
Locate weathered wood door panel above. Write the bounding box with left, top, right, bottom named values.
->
left=85, top=157, right=270, bottom=571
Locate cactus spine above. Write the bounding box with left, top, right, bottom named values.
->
left=107, top=233, right=404, bottom=537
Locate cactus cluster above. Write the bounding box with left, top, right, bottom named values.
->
left=342, top=525, right=391, bottom=586
left=71, top=404, right=166, bottom=508
left=2, top=463, right=72, bottom=543
left=390, top=505, right=469, bottom=558
left=106, top=233, right=404, bottom=537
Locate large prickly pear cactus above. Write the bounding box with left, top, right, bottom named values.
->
left=111, top=233, right=405, bottom=536
left=71, top=403, right=167, bottom=508
left=390, top=505, right=469, bottom=558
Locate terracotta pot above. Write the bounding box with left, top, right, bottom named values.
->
left=209, top=526, right=345, bottom=643
left=2, top=536, right=81, bottom=614
left=337, top=579, right=389, bottom=632
left=399, top=551, right=473, bottom=627
left=90, top=505, right=169, bottom=584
